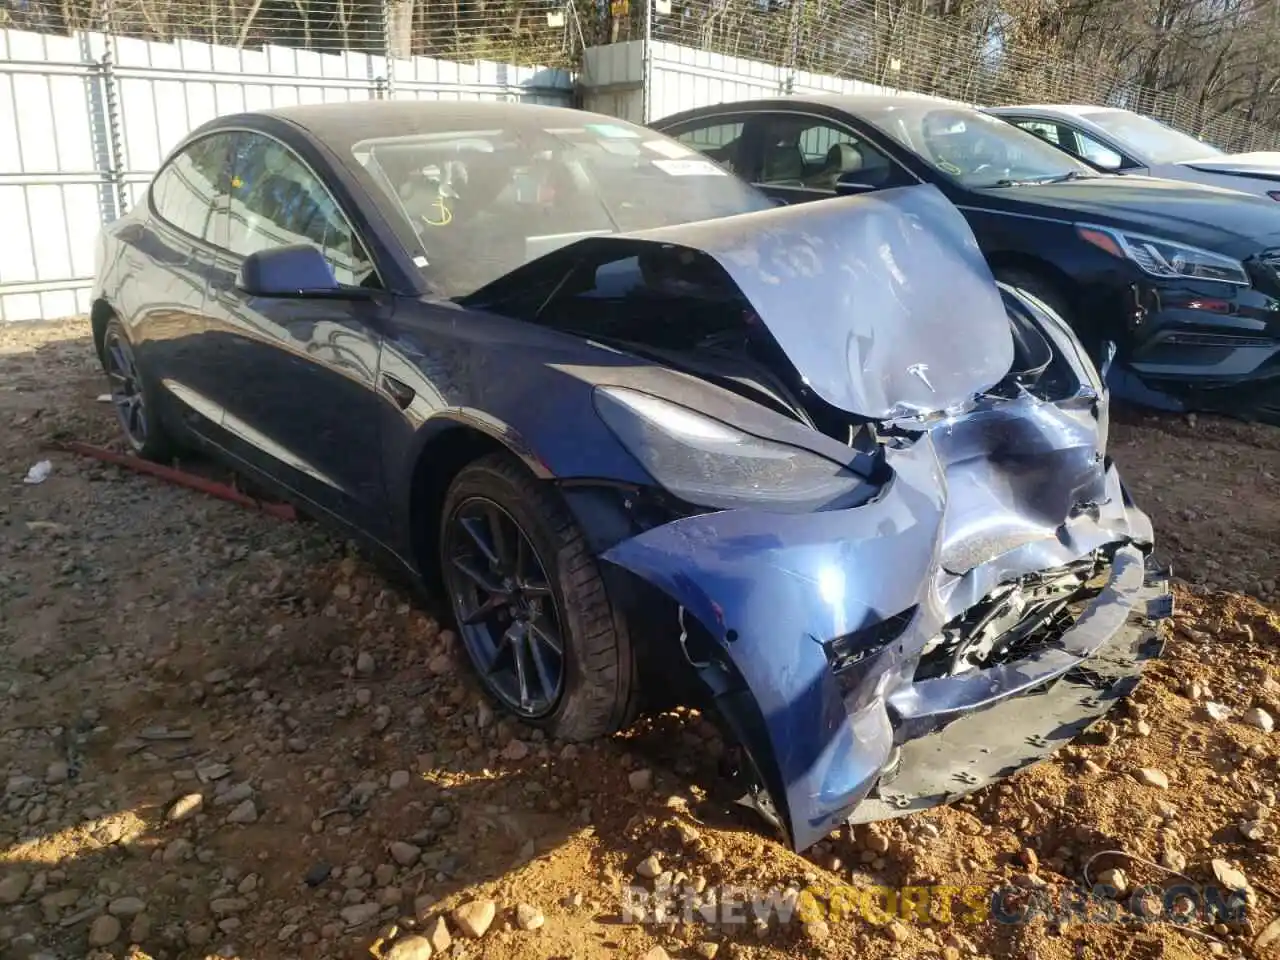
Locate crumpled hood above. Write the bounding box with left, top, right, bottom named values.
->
left=464, top=184, right=1015, bottom=421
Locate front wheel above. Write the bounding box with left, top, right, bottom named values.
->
left=994, top=268, right=1103, bottom=363
left=438, top=452, right=638, bottom=741
left=100, top=318, right=176, bottom=462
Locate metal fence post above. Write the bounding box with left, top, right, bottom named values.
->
left=380, top=0, right=396, bottom=99
left=641, top=0, right=653, bottom=123
left=782, top=0, right=804, bottom=95
left=97, top=0, right=129, bottom=219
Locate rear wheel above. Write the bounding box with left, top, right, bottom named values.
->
left=100, top=318, right=176, bottom=462
left=438, top=452, right=637, bottom=740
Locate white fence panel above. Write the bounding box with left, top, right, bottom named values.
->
left=0, top=27, right=572, bottom=322
left=582, top=40, right=946, bottom=127
left=5, top=26, right=959, bottom=323
left=649, top=42, right=797, bottom=121
left=579, top=41, right=645, bottom=124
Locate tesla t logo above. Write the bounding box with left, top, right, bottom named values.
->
left=907, top=363, right=935, bottom=392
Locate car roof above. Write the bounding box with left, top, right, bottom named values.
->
left=207, top=99, right=639, bottom=151
left=655, top=93, right=978, bottom=126
left=712, top=93, right=966, bottom=112
left=986, top=104, right=1122, bottom=118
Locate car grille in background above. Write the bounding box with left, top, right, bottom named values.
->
left=1160, top=332, right=1276, bottom=348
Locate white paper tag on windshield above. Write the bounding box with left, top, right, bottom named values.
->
left=642, top=139, right=696, bottom=159
left=652, top=158, right=727, bottom=177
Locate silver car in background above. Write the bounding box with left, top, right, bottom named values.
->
left=986, top=104, right=1280, bottom=200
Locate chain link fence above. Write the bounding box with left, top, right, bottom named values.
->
left=634, top=0, right=1280, bottom=153
left=0, top=0, right=591, bottom=68
left=4, top=0, right=1280, bottom=151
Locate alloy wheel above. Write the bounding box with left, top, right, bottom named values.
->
left=442, top=497, right=565, bottom=718
left=104, top=330, right=148, bottom=450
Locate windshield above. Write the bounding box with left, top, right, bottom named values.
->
left=352, top=121, right=770, bottom=298
left=1082, top=109, right=1223, bottom=164
left=859, top=101, right=1095, bottom=188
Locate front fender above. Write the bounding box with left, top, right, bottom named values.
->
left=602, top=398, right=1161, bottom=851
left=602, top=438, right=949, bottom=850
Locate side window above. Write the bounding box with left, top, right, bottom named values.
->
left=1072, top=130, right=1125, bottom=170
left=1015, top=120, right=1062, bottom=146
left=673, top=121, right=746, bottom=175
left=227, top=133, right=375, bottom=287
left=150, top=136, right=226, bottom=240
left=757, top=115, right=910, bottom=192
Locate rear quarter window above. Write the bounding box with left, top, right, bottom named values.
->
left=149, top=136, right=230, bottom=241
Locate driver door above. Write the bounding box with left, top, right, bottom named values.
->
left=203, top=131, right=395, bottom=539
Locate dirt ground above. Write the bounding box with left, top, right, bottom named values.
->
left=2, top=318, right=1279, bottom=960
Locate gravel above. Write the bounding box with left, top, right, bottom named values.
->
left=3, top=320, right=1280, bottom=960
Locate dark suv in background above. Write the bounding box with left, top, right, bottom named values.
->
left=651, top=94, right=1280, bottom=422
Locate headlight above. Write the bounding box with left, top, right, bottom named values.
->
left=593, top=386, right=871, bottom=510
left=1077, top=224, right=1249, bottom=286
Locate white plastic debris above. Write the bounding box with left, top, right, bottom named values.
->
left=1204, top=701, right=1233, bottom=722
left=23, top=460, right=52, bottom=484
left=96, top=394, right=112, bottom=403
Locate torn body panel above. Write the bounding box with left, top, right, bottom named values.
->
left=602, top=390, right=1165, bottom=852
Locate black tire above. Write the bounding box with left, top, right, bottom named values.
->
left=993, top=267, right=1105, bottom=363
left=438, top=451, right=638, bottom=741
left=994, top=267, right=1072, bottom=321
left=100, top=318, right=177, bottom=462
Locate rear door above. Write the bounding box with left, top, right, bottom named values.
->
left=752, top=112, right=916, bottom=203
left=664, top=114, right=759, bottom=180
left=668, top=111, right=917, bottom=206
left=203, top=130, right=395, bottom=539
left=1006, top=115, right=1138, bottom=174
left=126, top=133, right=235, bottom=440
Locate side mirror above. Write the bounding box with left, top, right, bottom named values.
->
left=237, top=244, right=368, bottom=299
left=1090, top=151, right=1124, bottom=171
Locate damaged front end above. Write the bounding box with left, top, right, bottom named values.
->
left=601, top=404, right=1170, bottom=850
left=470, top=185, right=1172, bottom=851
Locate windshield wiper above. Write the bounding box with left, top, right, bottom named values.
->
left=1039, top=171, right=1098, bottom=183
left=989, top=171, right=1097, bottom=188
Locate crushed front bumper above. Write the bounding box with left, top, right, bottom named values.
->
left=603, top=409, right=1171, bottom=852
left=854, top=548, right=1169, bottom=821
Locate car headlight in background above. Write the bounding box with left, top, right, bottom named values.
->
left=593, top=386, right=872, bottom=511
left=1077, top=224, right=1250, bottom=285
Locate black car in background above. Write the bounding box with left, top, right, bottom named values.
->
left=651, top=95, right=1280, bottom=422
